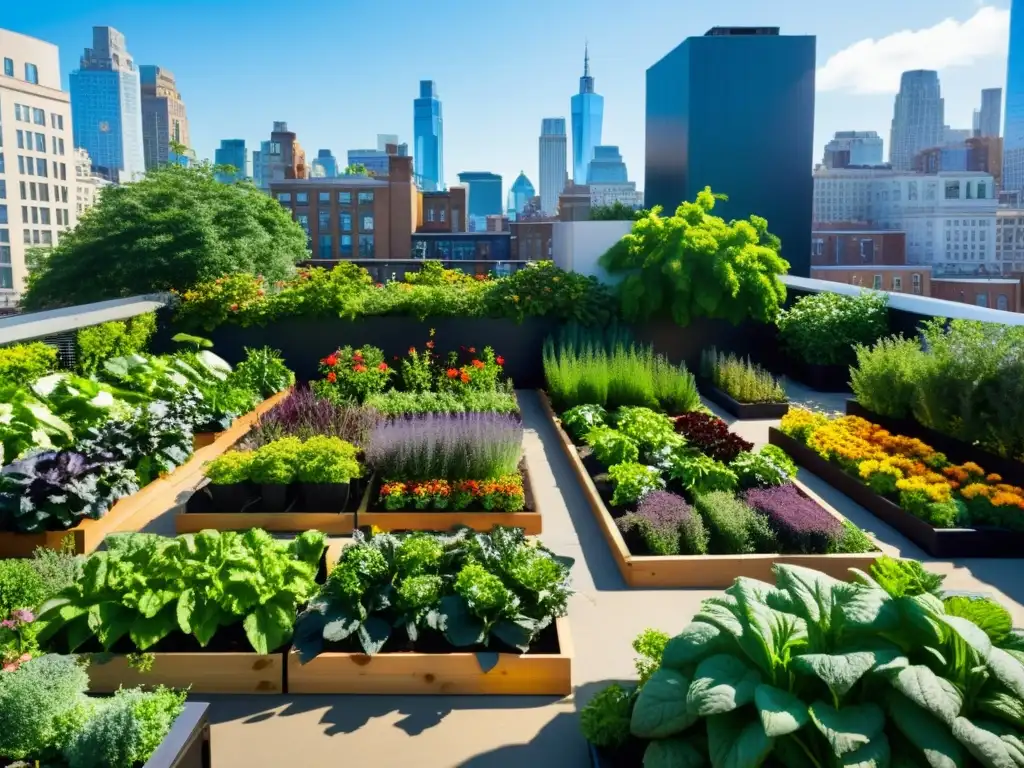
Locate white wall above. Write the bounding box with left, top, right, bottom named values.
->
left=551, top=220, right=632, bottom=282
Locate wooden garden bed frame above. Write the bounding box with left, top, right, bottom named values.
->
left=86, top=651, right=285, bottom=694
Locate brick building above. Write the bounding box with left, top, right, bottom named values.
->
left=930, top=277, right=1021, bottom=312
left=809, top=265, right=931, bottom=295
left=811, top=225, right=907, bottom=266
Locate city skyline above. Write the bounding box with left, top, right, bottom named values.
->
left=0, top=0, right=1014, bottom=192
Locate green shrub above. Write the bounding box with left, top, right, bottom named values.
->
left=632, top=628, right=670, bottom=686
left=0, top=654, right=91, bottom=760
left=248, top=437, right=303, bottom=484
left=664, top=452, right=738, bottom=496
left=580, top=684, right=632, bottom=749
left=296, top=436, right=361, bottom=484
left=229, top=346, right=294, bottom=399
left=76, top=314, right=156, bottom=375
left=0, top=559, right=49, bottom=616
left=730, top=445, right=797, bottom=489
left=614, top=407, right=676, bottom=454
left=694, top=491, right=776, bottom=554
left=652, top=356, right=701, bottom=414
left=828, top=519, right=877, bottom=553
left=0, top=342, right=58, bottom=387
left=482, top=261, right=614, bottom=325
left=849, top=335, right=926, bottom=418
left=363, top=389, right=518, bottom=416
left=777, top=290, right=889, bottom=367
left=203, top=451, right=253, bottom=484
left=700, top=346, right=786, bottom=404
left=585, top=427, right=639, bottom=467
left=607, top=462, right=664, bottom=507
left=560, top=404, right=609, bottom=441
left=27, top=542, right=83, bottom=598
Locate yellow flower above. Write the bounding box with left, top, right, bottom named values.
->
left=512, top=294, right=520, bottom=303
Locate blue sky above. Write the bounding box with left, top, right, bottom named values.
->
left=0, top=0, right=1013, bottom=194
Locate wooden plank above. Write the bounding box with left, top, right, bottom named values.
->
left=0, top=389, right=291, bottom=558
left=174, top=512, right=355, bottom=535
left=192, top=432, right=221, bottom=451
left=539, top=390, right=882, bottom=589
left=85, top=652, right=284, bottom=694
left=286, top=616, right=572, bottom=696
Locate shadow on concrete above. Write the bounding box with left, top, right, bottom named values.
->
left=457, top=710, right=587, bottom=767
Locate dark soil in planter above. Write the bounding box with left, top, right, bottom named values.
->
left=322, top=617, right=560, bottom=656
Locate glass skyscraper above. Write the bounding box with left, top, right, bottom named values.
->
left=414, top=80, right=444, bottom=191
left=507, top=172, right=536, bottom=217
left=312, top=149, right=339, bottom=178
left=539, top=118, right=567, bottom=215
left=69, top=26, right=145, bottom=182
left=571, top=46, right=604, bottom=184
left=889, top=70, right=944, bottom=171
left=214, top=139, right=251, bottom=182
left=1004, top=0, right=1024, bottom=194
left=457, top=172, right=503, bottom=230
left=586, top=146, right=629, bottom=184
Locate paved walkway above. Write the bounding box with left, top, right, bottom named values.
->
left=146, top=390, right=1023, bottom=768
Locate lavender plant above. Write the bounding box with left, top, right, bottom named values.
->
left=244, top=386, right=379, bottom=448
left=743, top=483, right=844, bottom=554
left=364, top=413, right=523, bottom=480
left=617, top=490, right=709, bottom=555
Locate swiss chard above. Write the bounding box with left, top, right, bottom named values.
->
left=0, top=386, right=74, bottom=463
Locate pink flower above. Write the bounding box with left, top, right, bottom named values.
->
left=0, top=620, right=14, bottom=630
left=2, top=663, right=16, bottom=673
left=11, top=609, right=34, bottom=624
left=18, top=654, right=30, bottom=663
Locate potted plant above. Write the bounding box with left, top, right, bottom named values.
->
left=247, top=438, right=301, bottom=512
left=201, top=451, right=254, bottom=511
left=296, top=436, right=362, bottom=512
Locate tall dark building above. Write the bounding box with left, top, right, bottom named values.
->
left=645, top=27, right=816, bottom=276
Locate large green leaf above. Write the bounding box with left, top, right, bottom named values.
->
left=773, top=564, right=842, bottom=629
left=92, top=602, right=136, bottom=650
left=939, top=614, right=994, bottom=659
left=809, top=701, right=885, bottom=757
left=630, top=668, right=698, bottom=739
left=943, top=597, right=1013, bottom=646
left=196, top=350, right=232, bottom=380
left=793, top=651, right=890, bottom=697
left=694, top=597, right=745, bottom=640
left=842, top=735, right=892, bottom=768
left=687, top=654, right=761, bottom=716
left=951, top=717, right=1024, bottom=768
left=887, top=692, right=966, bottom=768
left=754, top=683, right=809, bottom=737
left=243, top=599, right=294, bottom=654
left=978, top=691, right=1024, bottom=730
left=885, top=664, right=963, bottom=726
left=661, top=621, right=731, bottom=672
left=129, top=607, right=177, bottom=650
left=643, top=738, right=706, bottom=768
left=987, top=647, right=1024, bottom=702
left=706, top=710, right=774, bottom=768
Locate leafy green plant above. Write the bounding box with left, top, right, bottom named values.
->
left=76, top=314, right=157, bottom=375
left=0, top=342, right=58, bottom=387
left=607, top=462, right=664, bottom=507
left=849, top=335, right=926, bottom=419
left=203, top=451, right=253, bottom=485
left=363, top=389, right=519, bottom=416
left=483, top=260, right=614, bottom=325
left=248, top=437, right=303, bottom=484
left=777, top=290, right=889, bottom=367
left=560, top=404, right=609, bottom=441
left=633, top=628, right=671, bottom=686
left=694, top=491, right=777, bottom=554
left=38, top=529, right=327, bottom=654
left=229, top=346, right=294, bottom=399
left=0, top=386, right=74, bottom=463
left=586, top=427, right=640, bottom=467
left=600, top=187, right=789, bottom=326
left=868, top=555, right=946, bottom=598
left=615, top=407, right=676, bottom=454
left=296, top=436, right=361, bottom=484
left=31, top=373, right=139, bottom=432
left=701, top=346, right=787, bottom=404
left=0, top=560, right=48, bottom=616
left=730, top=445, right=798, bottom=489
left=653, top=356, right=702, bottom=414
left=581, top=684, right=633, bottom=749
left=293, top=526, right=573, bottom=659
left=664, top=451, right=739, bottom=496
left=627, top=563, right=1024, bottom=768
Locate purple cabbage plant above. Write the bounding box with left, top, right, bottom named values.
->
left=743, top=484, right=842, bottom=554
left=616, top=490, right=709, bottom=556
left=245, top=386, right=380, bottom=449
left=364, top=413, right=523, bottom=480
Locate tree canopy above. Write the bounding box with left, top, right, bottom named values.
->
left=343, top=164, right=373, bottom=177
left=589, top=201, right=648, bottom=221
left=23, top=163, right=307, bottom=309
left=599, top=187, right=789, bottom=326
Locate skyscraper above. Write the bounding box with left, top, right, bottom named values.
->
left=1005, top=0, right=1024, bottom=194
left=140, top=65, right=190, bottom=171
left=457, top=172, right=503, bottom=230
left=980, top=88, right=1002, bottom=138
left=312, top=149, right=339, bottom=178
left=253, top=122, right=306, bottom=192
left=822, top=131, right=884, bottom=168
left=414, top=80, right=443, bottom=191
left=69, top=26, right=145, bottom=182
left=645, top=27, right=816, bottom=276
left=889, top=70, right=944, bottom=171
left=571, top=45, right=604, bottom=184
left=539, top=118, right=568, bottom=215
left=508, top=172, right=536, bottom=218
left=214, top=139, right=251, bottom=182
left=586, top=146, right=629, bottom=183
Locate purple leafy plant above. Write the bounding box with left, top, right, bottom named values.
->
left=364, top=413, right=523, bottom=480
left=245, top=386, right=380, bottom=448
left=634, top=490, right=708, bottom=555
left=743, top=484, right=842, bottom=554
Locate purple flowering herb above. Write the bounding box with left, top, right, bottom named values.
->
left=626, top=490, right=709, bottom=555
left=246, top=386, right=379, bottom=448
left=364, top=412, right=523, bottom=480
left=743, top=484, right=843, bottom=555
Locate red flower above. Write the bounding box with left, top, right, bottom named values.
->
left=327, top=372, right=337, bottom=383
left=378, top=362, right=388, bottom=371
left=257, top=289, right=265, bottom=297
left=230, top=303, right=239, bottom=311
left=375, top=283, right=384, bottom=288
left=324, top=354, right=338, bottom=367
left=353, top=364, right=367, bottom=373
left=393, top=355, right=399, bottom=361
left=408, top=346, right=416, bottom=356
left=446, top=368, right=459, bottom=378
left=426, top=340, right=435, bottom=349
left=460, top=372, right=471, bottom=384
left=468, top=347, right=476, bottom=354
left=471, top=359, right=485, bottom=369
left=496, top=356, right=505, bottom=366
left=353, top=352, right=364, bottom=362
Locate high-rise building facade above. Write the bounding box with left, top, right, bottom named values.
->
left=538, top=117, right=567, bottom=215
left=645, top=27, right=815, bottom=275
left=74, top=147, right=111, bottom=216
left=507, top=172, right=535, bottom=218
left=69, top=26, right=145, bottom=182
left=312, top=149, right=338, bottom=178
left=253, top=122, right=306, bottom=192
left=980, top=87, right=1002, bottom=138
left=889, top=70, right=944, bottom=171
left=347, top=142, right=407, bottom=177
left=0, top=28, right=77, bottom=298
left=586, top=145, right=628, bottom=183
left=414, top=80, right=443, bottom=191
left=570, top=46, right=604, bottom=184
left=214, top=139, right=250, bottom=182
left=1006, top=0, right=1024, bottom=194
left=457, top=172, right=502, bottom=230
left=822, top=131, right=884, bottom=168
left=139, top=65, right=189, bottom=171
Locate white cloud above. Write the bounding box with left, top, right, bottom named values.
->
left=817, top=5, right=1009, bottom=94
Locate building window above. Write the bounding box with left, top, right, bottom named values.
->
left=358, top=234, right=374, bottom=257
left=357, top=191, right=374, bottom=204
left=339, top=212, right=351, bottom=232
left=277, top=192, right=291, bottom=203
left=36, top=158, right=47, bottom=177
left=318, top=192, right=330, bottom=203
left=296, top=192, right=308, bottom=204
left=811, top=238, right=823, bottom=257
left=975, top=293, right=988, bottom=307
left=0, top=153, right=4, bottom=174
left=16, top=131, right=24, bottom=150
left=0, top=181, right=5, bottom=200
left=318, top=234, right=333, bottom=257
left=24, top=63, right=38, bottom=84
left=945, top=182, right=960, bottom=200
left=859, top=239, right=874, bottom=263
left=997, top=295, right=1009, bottom=311
left=440, top=208, right=446, bottom=223
left=35, top=133, right=45, bottom=152
left=340, top=234, right=353, bottom=256
left=978, top=182, right=987, bottom=199
left=872, top=274, right=882, bottom=290
left=40, top=230, right=51, bottom=245
left=0, top=205, right=6, bottom=225
left=362, top=215, right=374, bottom=231
left=318, top=210, right=330, bottom=230
left=908, top=181, right=918, bottom=200
left=32, top=108, right=44, bottom=125
left=3, top=58, right=12, bottom=77
left=892, top=276, right=902, bottom=292
left=912, top=273, right=922, bottom=295
left=39, top=208, right=50, bottom=225
left=338, top=191, right=351, bottom=204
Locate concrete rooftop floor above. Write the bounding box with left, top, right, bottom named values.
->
left=138, top=386, right=1024, bottom=768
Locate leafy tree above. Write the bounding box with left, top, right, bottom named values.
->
left=589, top=201, right=647, bottom=221
left=23, top=163, right=306, bottom=309
left=343, top=163, right=373, bottom=177
left=599, top=187, right=789, bottom=326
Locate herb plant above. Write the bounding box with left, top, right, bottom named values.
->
left=229, top=346, right=295, bottom=398
left=296, top=436, right=361, bottom=484
left=248, top=437, right=303, bottom=484
left=849, top=335, right=925, bottom=419
left=663, top=451, right=739, bottom=496
left=607, top=463, right=664, bottom=507
left=203, top=451, right=253, bottom=485
left=674, top=412, right=753, bottom=463
left=777, top=290, right=889, bottom=367
left=246, top=386, right=378, bottom=448
left=701, top=346, right=787, bottom=404
left=694, top=491, right=777, bottom=554
left=616, top=491, right=709, bottom=556
left=730, top=445, right=798, bottom=489
left=586, top=427, right=640, bottom=467
left=561, top=404, right=609, bottom=441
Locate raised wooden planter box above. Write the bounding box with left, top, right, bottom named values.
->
left=192, top=431, right=221, bottom=451
left=769, top=427, right=1024, bottom=559
left=286, top=616, right=572, bottom=695
left=701, top=383, right=789, bottom=420
left=175, top=511, right=356, bottom=535
left=845, top=400, right=1024, bottom=488
left=540, top=391, right=881, bottom=588
left=144, top=702, right=212, bottom=768
left=85, top=651, right=285, bottom=694
left=356, top=462, right=542, bottom=535
left=0, top=389, right=291, bottom=558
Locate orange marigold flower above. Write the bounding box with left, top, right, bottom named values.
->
left=460, top=372, right=471, bottom=383
left=378, top=362, right=388, bottom=371
left=408, top=346, right=416, bottom=355
left=471, top=359, right=485, bottom=369
left=446, top=368, right=459, bottom=378
left=353, top=364, right=368, bottom=373
left=987, top=473, right=1003, bottom=483
left=230, top=303, right=239, bottom=311
left=327, top=371, right=337, bottom=383
left=324, top=354, right=338, bottom=367
left=426, top=340, right=435, bottom=349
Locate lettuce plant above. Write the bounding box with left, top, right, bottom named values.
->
left=0, top=386, right=74, bottom=463
left=664, top=451, right=738, bottom=496
left=626, top=563, right=1024, bottom=768
left=203, top=451, right=253, bottom=485
left=586, top=427, right=640, bottom=467
left=730, top=445, right=798, bottom=489
left=561, top=404, right=609, bottom=441
left=608, top=462, right=665, bottom=507
left=37, top=529, right=327, bottom=654
left=293, top=526, right=573, bottom=660
left=614, top=407, right=676, bottom=453
left=296, top=436, right=361, bottom=484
